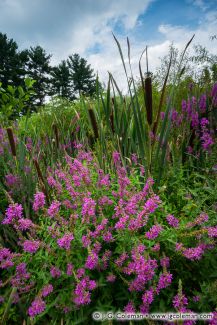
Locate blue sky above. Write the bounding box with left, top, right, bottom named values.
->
left=0, top=0, right=216, bottom=88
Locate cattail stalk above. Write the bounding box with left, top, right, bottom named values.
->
left=88, top=108, right=99, bottom=139
left=33, top=159, right=49, bottom=203
left=6, top=128, right=16, bottom=157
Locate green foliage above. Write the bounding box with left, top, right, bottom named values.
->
left=0, top=78, right=35, bottom=124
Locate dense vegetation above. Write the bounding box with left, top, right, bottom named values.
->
left=0, top=32, right=217, bottom=324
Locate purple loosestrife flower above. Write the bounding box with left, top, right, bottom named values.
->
left=0, top=248, right=11, bottom=261
left=124, top=301, right=135, bottom=313
left=152, top=243, right=160, bottom=252
left=23, top=240, right=40, bottom=254
left=41, top=284, right=53, bottom=297
left=160, top=256, right=170, bottom=268
left=0, top=296, right=4, bottom=304
left=2, top=203, right=23, bottom=224
left=199, top=94, right=206, bottom=113
left=160, top=111, right=165, bottom=120
left=82, top=197, right=96, bottom=221
left=66, top=263, right=74, bottom=276
left=142, top=288, right=154, bottom=305
left=131, top=153, right=138, bottom=164
left=17, top=218, right=33, bottom=231
left=173, top=293, right=188, bottom=310
left=57, top=233, right=74, bottom=250
left=33, top=192, right=46, bottom=211
left=102, top=231, right=114, bottom=242
left=182, top=245, right=204, bottom=260
left=85, top=252, right=98, bottom=270
left=113, top=151, right=121, bottom=166
left=82, top=235, right=91, bottom=247
left=156, top=272, right=173, bottom=293
left=28, top=298, right=46, bottom=317
left=47, top=201, right=61, bottom=218
left=76, top=268, right=85, bottom=278
left=115, top=253, right=129, bottom=267
left=207, top=226, right=217, bottom=238
left=5, top=174, right=20, bottom=187
left=192, top=295, right=200, bottom=302
left=175, top=243, right=184, bottom=251
left=50, top=266, right=61, bottom=278
left=166, top=214, right=179, bottom=228
left=145, top=224, right=163, bottom=240
left=106, top=274, right=116, bottom=282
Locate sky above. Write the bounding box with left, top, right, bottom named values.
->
left=0, top=0, right=217, bottom=90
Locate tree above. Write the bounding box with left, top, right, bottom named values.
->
left=67, top=54, right=96, bottom=97
left=26, top=45, right=52, bottom=107
left=0, top=32, right=27, bottom=88
left=50, top=60, right=74, bottom=100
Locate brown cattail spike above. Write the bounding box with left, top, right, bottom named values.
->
left=33, top=158, right=49, bottom=203
left=88, top=108, right=99, bottom=139
left=145, top=75, right=153, bottom=126
left=110, top=109, right=115, bottom=134
left=6, top=128, right=16, bottom=157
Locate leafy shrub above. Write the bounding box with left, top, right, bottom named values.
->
left=0, top=149, right=216, bottom=324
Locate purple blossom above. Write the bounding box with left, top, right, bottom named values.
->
left=112, top=151, right=121, bottom=166
left=57, top=233, right=74, bottom=250
left=50, top=266, right=61, bottom=278
left=145, top=224, right=163, bottom=240
left=166, top=214, right=179, bottom=228
left=2, top=203, right=23, bottom=224
left=199, top=94, right=206, bottom=113
left=207, top=226, right=217, bottom=238
left=160, top=256, right=170, bottom=268
left=173, top=293, right=188, bottom=310
left=41, top=284, right=53, bottom=297
left=152, top=243, right=160, bottom=251
left=156, top=272, right=173, bottom=293
left=47, top=201, right=61, bottom=218
left=142, top=288, right=154, bottom=305
left=81, top=197, right=96, bottom=220
left=23, top=240, right=40, bottom=254
left=28, top=298, right=46, bottom=317
left=17, top=218, right=33, bottom=231
left=106, top=274, right=116, bottom=282
left=66, top=263, right=74, bottom=276
left=85, top=252, right=98, bottom=270
left=0, top=248, right=11, bottom=261
left=5, top=174, right=19, bottom=187
left=182, top=245, right=204, bottom=260
left=124, top=301, right=135, bottom=313
left=76, top=268, right=85, bottom=278
left=33, top=192, right=46, bottom=211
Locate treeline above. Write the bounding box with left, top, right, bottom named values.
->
left=0, top=32, right=99, bottom=108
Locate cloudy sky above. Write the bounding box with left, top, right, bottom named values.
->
left=0, top=0, right=217, bottom=89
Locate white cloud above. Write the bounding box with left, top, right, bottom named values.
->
left=0, top=0, right=216, bottom=92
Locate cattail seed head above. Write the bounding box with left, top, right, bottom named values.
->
left=6, top=128, right=16, bottom=157
left=88, top=108, right=99, bottom=139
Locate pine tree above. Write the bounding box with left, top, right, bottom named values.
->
left=50, top=60, right=74, bottom=99
left=26, top=45, right=52, bottom=107
left=67, top=53, right=96, bottom=97
left=0, top=32, right=27, bottom=88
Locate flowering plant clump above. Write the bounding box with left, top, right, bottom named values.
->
left=0, top=149, right=217, bottom=323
